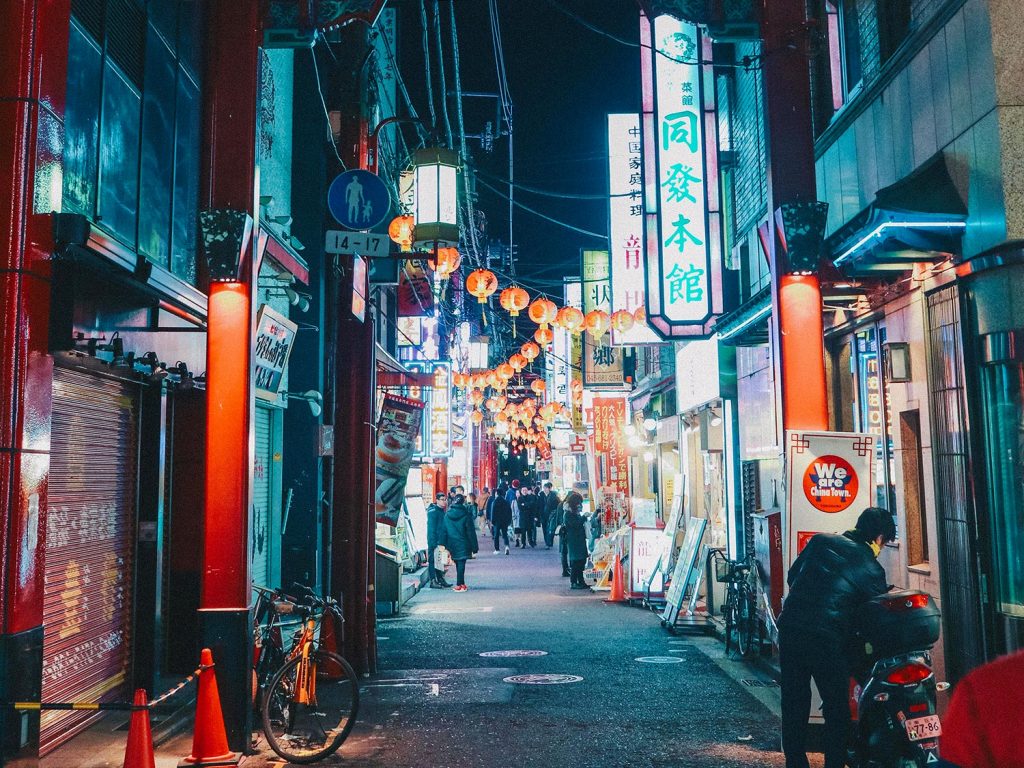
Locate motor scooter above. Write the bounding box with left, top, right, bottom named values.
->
left=846, top=590, right=947, bottom=768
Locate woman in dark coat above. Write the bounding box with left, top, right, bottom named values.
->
left=563, top=492, right=590, bottom=589
left=439, top=494, right=479, bottom=591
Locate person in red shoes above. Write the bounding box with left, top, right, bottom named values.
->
left=938, top=649, right=1024, bottom=767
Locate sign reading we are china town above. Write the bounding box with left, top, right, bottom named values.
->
left=784, top=431, right=876, bottom=580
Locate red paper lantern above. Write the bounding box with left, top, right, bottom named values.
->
left=500, top=286, right=530, bottom=317
left=520, top=341, right=540, bottom=361
left=509, top=353, right=528, bottom=372
left=433, top=246, right=462, bottom=280
left=466, top=269, right=498, bottom=303
left=611, top=309, right=635, bottom=334
left=556, top=306, right=585, bottom=334
left=584, top=309, right=611, bottom=339
left=528, top=297, right=558, bottom=328
left=388, top=215, right=415, bottom=251
left=534, top=326, right=554, bottom=345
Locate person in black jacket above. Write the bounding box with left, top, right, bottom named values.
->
left=778, top=506, right=895, bottom=768
left=439, top=494, right=479, bottom=591
left=563, top=493, right=590, bottom=589
left=489, top=484, right=513, bottom=555
left=520, top=486, right=541, bottom=547
left=541, top=483, right=560, bottom=549
left=425, top=493, right=451, bottom=588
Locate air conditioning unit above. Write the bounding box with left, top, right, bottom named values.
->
left=652, top=0, right=760, bottom=42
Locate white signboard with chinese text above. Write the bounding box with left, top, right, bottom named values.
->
left=429, top=362, right=452, bottom=457
left=674, top=337, right=720, bottom=412
left=255, top=305, right=298, bottom=402
left=629, top=526, right=665, bottom=598
left=581, top=249, right=625, bottom=388
left=608, top=113, right=660, bottom=345
left=784, top=431, right=877, bottom=584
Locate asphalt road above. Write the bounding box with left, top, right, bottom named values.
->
left=253, top=532, right=817, bottom=767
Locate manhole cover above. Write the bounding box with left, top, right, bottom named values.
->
left=480, top=650, right=549, bottom=658
left=503, top=674, right=583, bottom=685
left=635, top=656, right=684, bottom=664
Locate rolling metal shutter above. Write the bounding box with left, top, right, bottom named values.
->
left=251, top=406, right=272, bottom=590
left=42, top=367, right=140, bottom=753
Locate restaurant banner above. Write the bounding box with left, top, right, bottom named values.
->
left=784, top=430, right=877, bottom=582
left=592, top=397, right=630, bottom=496
left=398, top=259, right=434, bottom=317
left=374, top=394, right=426, bottom=525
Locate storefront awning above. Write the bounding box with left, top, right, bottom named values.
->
left=715, top=286, right=771, bottom=347
left=376, top=345, right=434, bottom=388
left=829, top=153, right=967, bottom=274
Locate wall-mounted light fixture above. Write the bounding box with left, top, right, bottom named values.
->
left=286, top=390, right=323, bottom=417
left=709, top=408, right=723, bottom=427
left=413, top=147, right=460, bottom=247
left=884, top=341, right=912, bottom=383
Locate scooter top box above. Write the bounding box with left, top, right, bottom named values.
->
left=854, top=590, right=941, bottom=658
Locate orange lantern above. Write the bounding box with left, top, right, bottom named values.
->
left=528, top=298, right=558, bottom=328
left=585, top=309, right=611, bottom=339
left=485, top=397, right=498, bottom=412
left=556, top=306, right=585, bottom=334
left=611, top=309, right=635, bottom=334
left=470, top=389, right=486, bottom=406
left=499, top=286, right=530, bottom=317
left=471, top=410, right=484, bottom=425
left=453, top=372, right=468, bottom=388
left=633, top=304, right=647, bottom=325
left=534, top=326, right=554, bottom=345
left=524, top=397, right=537, bottom=409
left=486, top=370, right=500, bottom=388
left=531, top=379, right=547, bottom=396
left=496, top=362, right=514, bottom=380
left=466, top=269, right=498, bottom=303
left=509, top=353, right=528, bottom=372
left=432, top=246, right=462, bottom=280
left=496, top=395, right=508, bottom=410
left=495, top=410, right=509, bottom=424
left=388, top=214, right=415, bottom=251
left=520, top=341, right=540, bottom=362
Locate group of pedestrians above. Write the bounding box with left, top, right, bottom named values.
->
left=425, top=486, right=478, bottom=592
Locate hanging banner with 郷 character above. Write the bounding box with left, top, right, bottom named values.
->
left=374, top=394, right=426, bottom=525
left=592, top=397, right=630, bottom=497
left=784, top=431, right=877, bottom=586
left=608, top=113, right=660, bottom=345
left=582, top=250, right=626, bottom=388
left=398, top=260, right=434, bottom=317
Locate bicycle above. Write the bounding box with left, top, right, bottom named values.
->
left=713, top=554, right=758, bottom=658
left=252, top=584, right=360, bottom=764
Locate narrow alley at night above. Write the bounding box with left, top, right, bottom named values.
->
left=3, top=0, right=1024, bottom=767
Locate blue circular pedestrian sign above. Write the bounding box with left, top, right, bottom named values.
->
left=327, top=169, right=391, bottom=231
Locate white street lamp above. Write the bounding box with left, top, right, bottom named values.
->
left=413, top=147, right=460, bottom=246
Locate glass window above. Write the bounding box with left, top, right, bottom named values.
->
left=980, top=363, right=1024, bottom=616
left=97, top=60, right=141, bottom=244
left=63, top=22, right=103, bottom=217
left=139, top=26, right=176, bottom=263
left=824, top=0, right=863, bottom=111
left=851, top=327, right=897, bottom=514
left=171, top=73, right=200, bottom=284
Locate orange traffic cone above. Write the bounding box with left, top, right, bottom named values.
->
left=604, top=554, right=626, bottom=604
left=123, top=689, right=155, bottom=768
left=179, top=648, right=240, bottom=767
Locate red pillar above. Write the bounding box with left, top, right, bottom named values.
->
left=198, top=0, right=261, bottom=753
left=760, top=0, right=829, bottom=434
left=0, top=1, right=69, bottom=761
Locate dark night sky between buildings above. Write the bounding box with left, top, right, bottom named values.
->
left=394, top=0, right=641, bottom=289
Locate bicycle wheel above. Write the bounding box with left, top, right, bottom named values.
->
left=261, top=649, right=360, bottom=764
left=735, top=586, right=755, bottom=658
left=723, top=588, right=737, bottom=656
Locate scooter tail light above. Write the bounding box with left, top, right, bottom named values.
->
left=885, top=663, right=932, bottom=685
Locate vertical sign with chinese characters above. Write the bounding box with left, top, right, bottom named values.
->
left=430, top=362, right=452, bottom=457
left=581, top=250, right=625, bottom=388
left=608, top=114, right=660, bottom=345
left=641, top=14, right=723, bottom=338
left=565, top=279, right=585, bottom=433
left=592, top=397, right=630, bottom=497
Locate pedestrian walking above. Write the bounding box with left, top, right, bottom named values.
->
left=563, top=492, right=590, bottom=589
left=555, top=494, right=570, bottom=577
left=511, top=488, right=524, bottom=548
left=490, top=483, right=512, bottom=555
left=476, top=486, right=491, bottom=533
left=520, top=486, right=540, bottom=547
left=426, top=493, right=451, bottom=589
left=541, top=482, right=560, bottom=549
left=439, top=493, right=479, bottom=591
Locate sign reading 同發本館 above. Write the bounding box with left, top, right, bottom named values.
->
left=608, top=113, right=660, bottom=346
left=640, top=14, right=724, bottom=339
left=255, top=305, right=298, bottom=401
left=784, top=431, right=877, bottom=586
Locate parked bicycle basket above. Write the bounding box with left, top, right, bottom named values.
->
left=714, top=556, right=732, bottom=583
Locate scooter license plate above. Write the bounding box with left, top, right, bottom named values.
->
left=904, top=715, right=942, bottom=742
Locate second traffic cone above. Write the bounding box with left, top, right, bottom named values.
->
left=179, top=648, right=240, bottom=767
left=123, top=689, right=155, bottom=768
left=604, top=554, right=626, bottom=603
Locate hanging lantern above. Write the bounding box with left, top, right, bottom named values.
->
left=500, top=286, right=530, bottom=317
left=471, top=410, right=484, bottom=425
left=528, top=298, right=558, bottom=328
left=633, top=304, right=647, bottom=325
left=413, top=147, right=460, bottom=246
left=520, top=341, right=540, bottom=362
left=453, top=372, right=469, bottom=388
left=469, top=389, right=485, bottom=406
left=585, top=309, right=611, bottom=339
left=496, top=362, right=514, bottom=380
left=509, top=353, right=528, bottom=372
left=496, top=395, right=508, bottom=411
left=485, top=397, right=498, bottom=413
left=433, top=246, right=462, bottom=280
left=486, top=370, right=500, bottom=388
left=388, top=214, right=415, bottom=252
left=524, top=397, right=537, bottom=409
left=495, top=410, right=509, bottom=424
left=611, top=309, right=635, bottom=334
left=556, top=306, right=586, bottom=334
left=534, top=326, right=554, bottom=345
left=531, top=379, right=547, bottom=396
left=466, top=269, right=498, bottom=303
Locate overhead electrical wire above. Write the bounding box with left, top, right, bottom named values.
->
left=475, top=167, right=634, bottom=200
left=310, top=40, right=347, bottom=170
left=433, top=0, right=454, bottom=148
left=477, top=177, right=608, bottom=240
left=448, top=0, right=483, bottom=265
left=487, top=0, right=515, bottom=274
left=419, top=0, right=438, bottom=132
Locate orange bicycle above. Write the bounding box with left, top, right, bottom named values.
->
left=253, top=584, right=360, bottom=763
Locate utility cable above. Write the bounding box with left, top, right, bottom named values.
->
left=449, top=0, right=483, bottom=264
left=310, top=41, right=347, bottom=170
left=475, top=167, right=634, bottom=200
left=433, top=0, right=454, bottom=148
left=419, top=0, right=438, bottom=132
left=477, top=177, right=608, bottom=241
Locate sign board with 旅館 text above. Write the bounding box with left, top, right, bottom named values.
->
left=255, top=305, right=298, bottom=401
